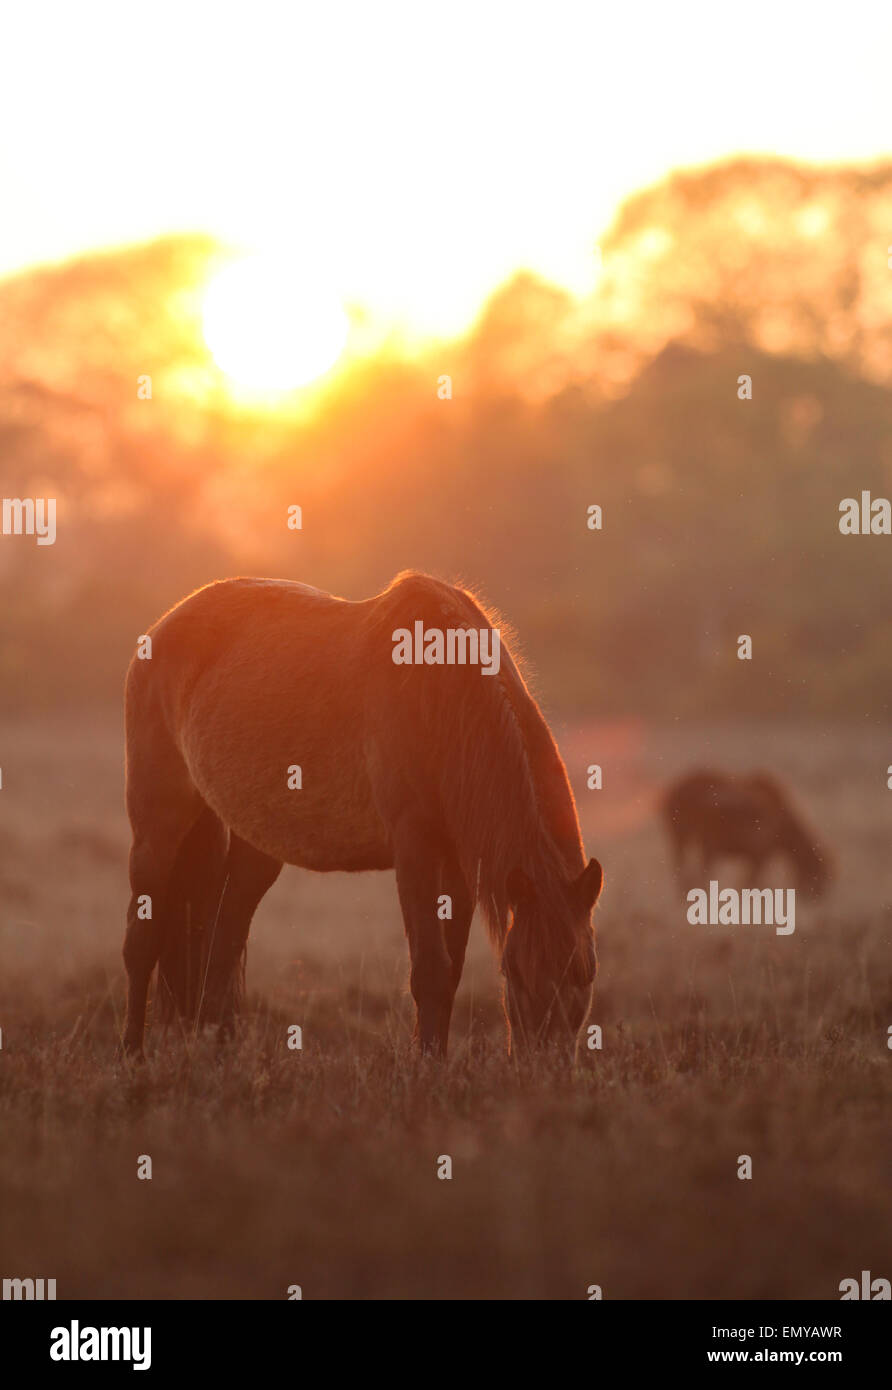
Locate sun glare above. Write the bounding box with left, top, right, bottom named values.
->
left=202, top=257, right=350, bottom=393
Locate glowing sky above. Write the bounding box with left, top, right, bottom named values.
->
left=2, top=0, right=890, bottom=335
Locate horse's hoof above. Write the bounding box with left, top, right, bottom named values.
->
left=118, top=1038, right=145, bottom=1064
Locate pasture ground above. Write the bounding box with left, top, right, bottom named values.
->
left=0, top=712, right=889, bottom=1299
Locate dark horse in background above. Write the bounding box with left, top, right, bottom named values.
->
left=661, top=768, right=833, bottom=898
left=122, top=571, right=603, bottom=1059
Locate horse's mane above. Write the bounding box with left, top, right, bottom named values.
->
left=371, top=572, right=586, bottom=960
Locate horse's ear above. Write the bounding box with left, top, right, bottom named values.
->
left=573, top=857, right=603, bottom=911
left=507, top=866, right=535, bottom=907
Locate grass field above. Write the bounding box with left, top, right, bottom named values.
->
left=0, top=711, right=889, bottom=1299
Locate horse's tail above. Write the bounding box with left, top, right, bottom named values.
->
left=659, top=778, right=683, bottom=826
left=156, top=805, right=231, bottom=1026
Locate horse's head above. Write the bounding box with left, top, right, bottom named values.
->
left=501, top=857, right=603, bottom=1052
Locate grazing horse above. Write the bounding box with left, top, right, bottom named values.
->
left=661, top=768, right=832, bottom=897
left=122, top=571, right=603, bottom=1058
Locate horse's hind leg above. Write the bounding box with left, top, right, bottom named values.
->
left=197, top=834, right=283, bottom=1034
left=123, top=808, right=206, bottom=1056
left=122, top=714, right=206, bottom=1058
left=157, top=806, right=229, bottom=1025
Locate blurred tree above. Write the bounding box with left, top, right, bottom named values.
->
left=1, top=160, right=891, bottom=717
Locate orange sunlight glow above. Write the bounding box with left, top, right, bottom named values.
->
left=203, top=257, right=350, bottom=392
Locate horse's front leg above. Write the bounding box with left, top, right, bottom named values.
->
left=393, top=817, right=460, bottom=1057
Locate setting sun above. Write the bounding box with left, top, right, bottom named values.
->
left=202, top=257, right=350, bottom=392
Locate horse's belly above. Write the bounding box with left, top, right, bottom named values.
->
left=232, top=791, right=392, bottom=872
left=181, top=723, right=393, bottom=872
